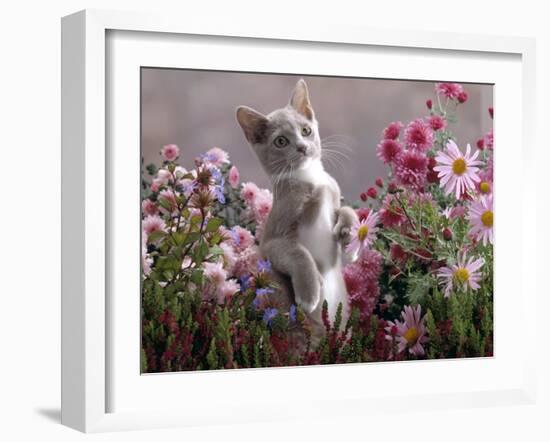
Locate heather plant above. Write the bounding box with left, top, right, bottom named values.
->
left=141, top=82, right=493, bottom=372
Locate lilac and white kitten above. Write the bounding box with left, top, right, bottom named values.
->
left=236, top=79, right=358, bottom=340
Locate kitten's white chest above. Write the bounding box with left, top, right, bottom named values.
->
left=295, top=162, right=348, bottom=321
left=296, top=166, right=335, bottom=268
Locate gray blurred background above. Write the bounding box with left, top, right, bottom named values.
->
left=141, top=69, right=493, bottom=200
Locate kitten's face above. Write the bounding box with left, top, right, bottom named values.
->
left=236, top=79, right=322, bottom=177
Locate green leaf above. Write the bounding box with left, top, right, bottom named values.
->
left=206, top=217, right=223, bottom=233
left=147, top=230, right=166, bottom=244
left=183, top=231, right=201, bottom=245
left=208, top=245, right=224, bottom=257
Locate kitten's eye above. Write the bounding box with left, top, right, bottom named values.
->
left=274, top=136, right=289, bottom=148
left=302, top=126, right=312, bottom=137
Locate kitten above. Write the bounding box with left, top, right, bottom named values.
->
left=236, top=79, right=358, bottom=342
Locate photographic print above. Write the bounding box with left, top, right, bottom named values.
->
left=140, top=70, right=494, bottom=373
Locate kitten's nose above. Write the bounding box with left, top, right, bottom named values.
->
left=296, top=144, right=308, bottom=155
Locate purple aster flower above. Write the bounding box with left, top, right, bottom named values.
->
left=239, top=274, right=250, bottom=291
left=256, top=287, right=274, bottom=296
left=289, top=304, right=297, bottom=322
left=213, top=185, right=225, bottom=204
left=262, top=308, right=278, bottom=326
left=179, top=180, right=197, bottom=197
left=257, top=259, right=271, bottom=273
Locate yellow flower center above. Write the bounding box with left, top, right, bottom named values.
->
left=481, top=210, right=493, bottom=227
left=479, top=181, right=491, bottom=194
left=403, top=327, right=419, bottom=344
left=357, top=224, right=369, bottom=242
left=452, top=158, right=467, bottom=175
left=454, top=267, right=470, bottom=284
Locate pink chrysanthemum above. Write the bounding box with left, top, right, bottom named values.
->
left=161, top=144, right=180, bottom=161
left=205, top=147, right=230, bottom=166
left=142, top=236, right=153, bottom=276
left=475, top=169, right=493, bottom=196
left=379, top=195, right=405, bottom=228
left=394, top=149, right=428, bottom=190
left=442, top=205, right=466, bottom=220
left=428, top=115, right=446, bottom=131
left=240, top=182, right=260, bottom=204
left=404, top=118, right=434, bottom=151
left=142, top=199, right=158, bottom=216
left=434, top=140, right=482, bottom=199
left=467, top=195, right=494, bottom=246
left=253, top=191, right=273, bottom=224
left=356, top=207, right=371, bottom=222
left=156, top=169, right=172, bottom=185
left=228, top=226, right=256, bottom=252
left=485, top=129, right=494, bottom=150
left=228, top=165, right=240, bottom=189
left=202, top=261, right=227, bottom=288
left=435, top=83, right=464, bottom=99
left=142, top=215, right=167, bottom=236
left=343, top=249, right=383, bottom=320
left=385, top=305, right=428, bottom=356
left=346, top=210, right=379, bottom=256
left=382, top=121, right=404, bottom=140
left=219, top=241, right=237, bottom=273
left=437, top=253, right=485, bottom=297
left=233, top=245, right=260, bottom=278
left=158, top=189, right=178, bottom=215
left=376, top=139, right=403, bottom=164
left=217, top=279, right=241, bottom=304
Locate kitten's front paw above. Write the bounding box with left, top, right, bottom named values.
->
left=334, top=224, right=351, bottom=247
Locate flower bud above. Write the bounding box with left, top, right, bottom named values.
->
left=457, top=91, right=468, bottom=103
left=426, top=99, right=433, bottom=110
left=367, top=187, right=378, bottom=199
left=375, top=177, right=384, bottom=188
left=442, top=227, right=453, bottom=241
left=360, top=192, right=368, bottom=202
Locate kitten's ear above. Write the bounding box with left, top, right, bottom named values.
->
left=236, top=106, right=268, bottom=144
left=290, top=79, right=314, bottom=120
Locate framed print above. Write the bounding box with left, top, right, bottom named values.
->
left=61, top=9, right=537, bottom=432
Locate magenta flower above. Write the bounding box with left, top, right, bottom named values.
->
left=385, top=305, right=428, bottom=356
left=346, top=210, right=379, bottom=257
left=379, top=194, right=405, bottom=228
left=394, top=149, right=428, bottom=190
left=343, top=249, right=382, bottom=319
left=404, top=118, right=434, bottom=151
left=437, top=253, right=485, bottom=297
left=228, top=165, right=240, bottom=188
left=467, top=195, right=493, bottom=246
left=376, top=139, right=403, bottom=164
left=161, top=144, right=180, bottom=161
left=435, top=83, right=464, bottom=99
left=434, top=140, right=482, bottom=199
left=428, top=115, right=446, bottom=131
left=382, top=121, right=404, bottom=140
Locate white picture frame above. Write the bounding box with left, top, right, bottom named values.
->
left=61, top=9, right=537, bottom=433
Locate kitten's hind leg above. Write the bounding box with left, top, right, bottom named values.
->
left=261, top=239, right=322, bottom=314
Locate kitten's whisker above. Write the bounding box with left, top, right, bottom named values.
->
left=322, top=149, right=351, bottom=162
